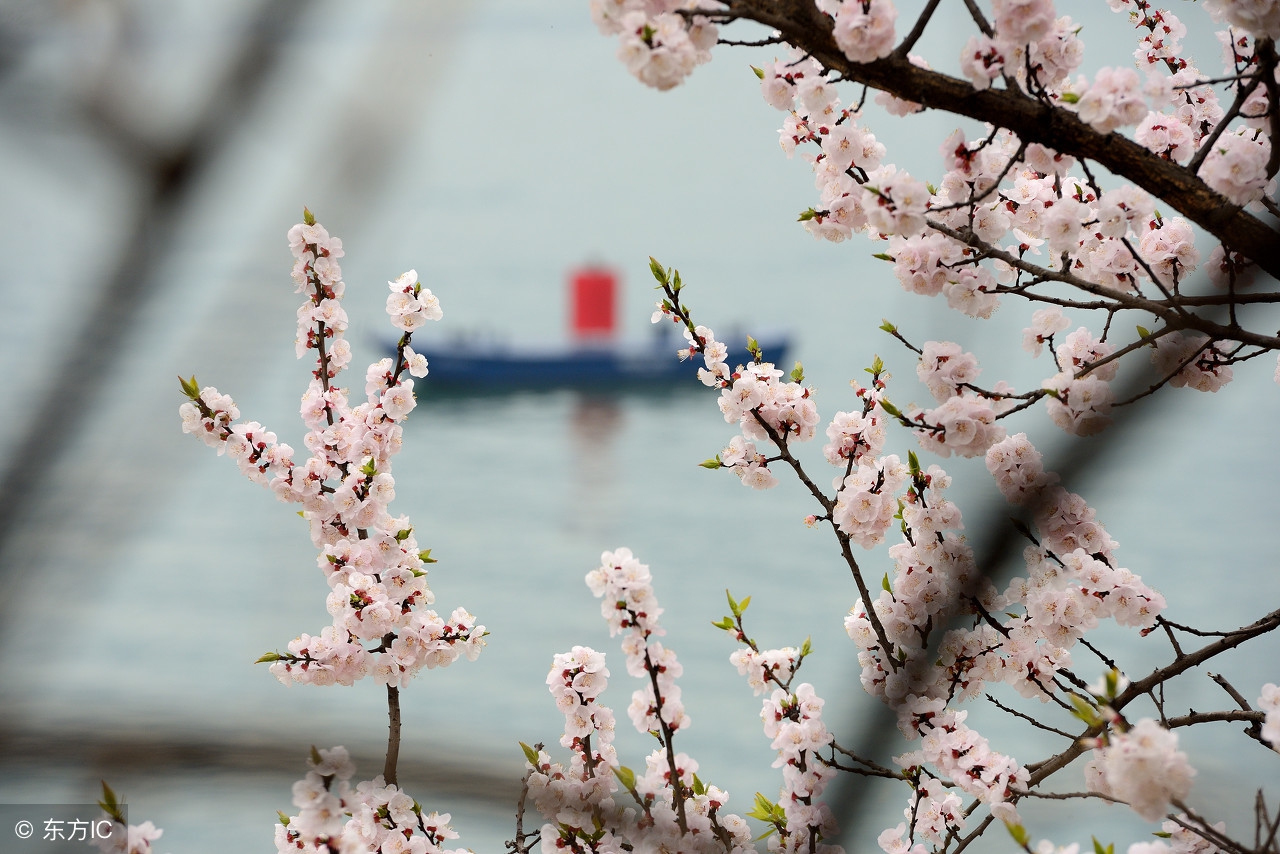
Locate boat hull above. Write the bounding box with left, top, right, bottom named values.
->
left=402, top=334, right=791, bottom=391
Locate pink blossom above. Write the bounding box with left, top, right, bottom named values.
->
left=831, top=0, right=897, bottom=64
left=1071, top=67, right=1147, bottom=133
left=1198, top=130, right=1271, bottom=206
left=1087, top=719, right=1195, bottom=821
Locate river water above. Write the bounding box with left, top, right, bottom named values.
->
left=0, top=2, right=1276, bottom=852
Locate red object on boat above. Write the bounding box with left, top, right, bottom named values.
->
left=570, top=267, right=617, bottom=339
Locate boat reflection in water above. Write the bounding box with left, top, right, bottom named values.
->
left=404, top=266, right=791, bottom=393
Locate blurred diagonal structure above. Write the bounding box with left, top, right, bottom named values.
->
left=0, top=0, right=307, bottom=553
left=827, top=292, right=1277, bottom=846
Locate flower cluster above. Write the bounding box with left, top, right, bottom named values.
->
left=759, top=684, right=841, bottom=854
left=586, top=548, right=690, bottom=735
left=831, top=453, right=908, bottom=547
left=1151, top=331, right=1233, bottom=392
left=717, top=592, right=843, bottom=854
left=590, top=0, right=718, bottom=91
left=1085, top=718, right=1195, bottom=821
left=527, top=551, right=755, bottom=854
left=824, top=0, right=897, bottom=65
left=547, top=646, right=616, bottom=761
left=181, top=217, right=485, bottom=690
left=1198, top=130, right=1271, bottom=206
left=650, top=315, right=823, bottom=492
left=1068, top=67, right=1148, bottom=133
left=729, top=646, right=803, bottom=695
left=274, top=747, right=466, bottom=854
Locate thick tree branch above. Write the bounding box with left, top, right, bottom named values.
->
left=717, top=0, right=1280, bottom=279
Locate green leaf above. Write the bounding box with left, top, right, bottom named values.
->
left=800, top=636, right=812, bottom=657
left=879, top=398, right=901, bottom=417
left=878, top=319, right=897, bottom=333
left=797, top=207, right=818, bottom=222
left=303, top=207, right=317, bottom=226
left=520, top=741, right=540, bottom=766
left=419, top=549, right=437, bottom=563
left=310, top=745, right=324, bottom=766
left=868, top=354, right=885, bottom=375
left=738, top=595, right=751, bottom=613
left=395, top=528, right=412, bottom=542
left=1006, top=822, right=1031, bottom=848
left=1153, top=832, right=1173, bottom=839
left=882, top=573, right=893, bottom=593
left=746, top=336, right=762, bottom=360
left=255, top=652, right=283, bottom=664
left=178, top=374, right=201, bottom=400
left=790, top=361, right=805, bottom=383
left=98, top=781, right=126, bottom=825
left=692, top=773, right=707, bottom=796
left=649, top=256, right=668, bottom=286
left=751, top=65, right=765, bottom=80
left=614, top=765, right=637, bottom=790
left=747, top=792, right=780, bottom=823
left=277, top=811, right=291, bottom=827
left=1136, top=325, right=1152, bottom=341
left=1069, top=694, right=1100, bottom=725
left=711, top=617, right=735, bottom=630
left=1060, top=91, right=1080, bottom=104
left=726, top=589, right=740, bottom=616
left=700, top=456, right=724, bottom=469
left=1093, top=837, right=1114, bottom=854
left=872, top=252, right=895, bottom=261
left=360, top=458, right=378, bottom=476
left=908, top=450, right=921, bottom=476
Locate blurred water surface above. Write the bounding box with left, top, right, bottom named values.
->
left=0, top=2, right=1276, bottom=853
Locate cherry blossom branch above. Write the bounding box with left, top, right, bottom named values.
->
left=383, top=685, right=401, bottom=786
left=504, top=763, right=541, bottom=854
left=748, top=407, right=903, bottom=669
left=931, top=219, right=1280, bottom=351
left=644, top=642, right=690, bottom=833
left=1169, top=801, right=1253, bottom=854
left=983, top=693, right=1077, bottom=739
left=826, top=742, right=903, bottom=780
left=1186, top=60, right=1268, bottom=173
left=1163, top=708, right=1264, bottom=731
left=714, top=0, right=1280, bottom=278
left=1012, top=607, right=1280, bottom=804
left=892, top=0, right=942, bottom=58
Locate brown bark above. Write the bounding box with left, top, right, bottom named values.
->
left=715, top=0, right=1280, bottom=279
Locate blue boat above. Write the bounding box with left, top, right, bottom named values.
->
left=404, top=329, right=792, bottom=391
left=392, top=266, right=792, bottom=392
